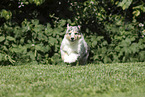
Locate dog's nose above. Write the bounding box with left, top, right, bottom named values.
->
left=71, top=37, right=74, bottom=41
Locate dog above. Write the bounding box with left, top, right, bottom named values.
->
left=60, top=24, right=89, bottom=65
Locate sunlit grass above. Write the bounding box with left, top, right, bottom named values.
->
left=0, top=62, right=145, bottom=97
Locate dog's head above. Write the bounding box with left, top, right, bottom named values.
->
left=65, top=24, right=82, bottom=42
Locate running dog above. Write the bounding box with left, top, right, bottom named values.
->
left=60, top=24, right=89, bottom=65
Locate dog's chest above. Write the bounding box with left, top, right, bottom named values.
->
left=64, top=41, right=80, bottom=55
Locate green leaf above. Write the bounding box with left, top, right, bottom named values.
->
left=35, top=45, right=42, bottom=51
left=0, top=36, right=5, bottom=42
left=8, top=55, right=15, bottom=64
left=139, top=51, right=145, bottom=61
left=133, top=10, right=140, bottom=17
left=103, top=56, right=112, bottom=63
left=133, top=5, right=145, bottom=12
left=0, top=53, right=4, bottom=61
left=118, top=0, right=133, bottom=10
left=49, top=37, right=56, bottom=45
left=27, top=51, right=35, bottom=61
left=0, top=9, right=12, bottom=20
left=20, top=38, right=24, bottom=44
left=6, top=36, right=15, bottom=41
left=92, top=41, right=97, bottom=47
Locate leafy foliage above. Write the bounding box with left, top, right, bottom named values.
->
left=0, top=0, right=145, bottom=65
left=0, top=19, right=68, bottom=65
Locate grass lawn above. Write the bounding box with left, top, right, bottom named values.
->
left=0, top=62, right=145, bottom=97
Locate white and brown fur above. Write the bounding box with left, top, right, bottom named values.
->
left=60, top=24, right=89, bottom=65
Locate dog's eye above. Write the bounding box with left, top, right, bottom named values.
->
left=69, top=33, right=71, bottom=35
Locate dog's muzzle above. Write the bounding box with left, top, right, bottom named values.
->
left=71, top=37, right=74, bottom=42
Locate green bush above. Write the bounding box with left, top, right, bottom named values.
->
left=68, top=0, right=145, bottom=63
left=0, top=0, right=145, bottom=65
left=0, top=19, right=69, bottom=65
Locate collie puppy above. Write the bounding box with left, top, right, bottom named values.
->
left=60, top=24, right=89, bottom=65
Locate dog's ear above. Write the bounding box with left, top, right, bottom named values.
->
left=78, top=25, right=81, bottom=29
left=66, top=24, right=70, bottom=33
left=67, top=24, right=70, bottom=29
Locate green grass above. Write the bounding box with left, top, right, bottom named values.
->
left=0, top=63, right=145, bottom=97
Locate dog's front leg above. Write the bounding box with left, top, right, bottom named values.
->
left=61, top=50, right=73, bottom=63
left=61, top=50, right=69, bottom=62
left=66, top=53, right=79, bottom=63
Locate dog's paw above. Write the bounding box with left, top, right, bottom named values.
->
left=64, top=58, right=70, bottom=63
left=64, top=57, right=76, bottom=63
left=68, top=54, right=79, bottom=63
left=64, top=56, right=77, bottom=63
left=63, top=53, right=79, bottom=63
